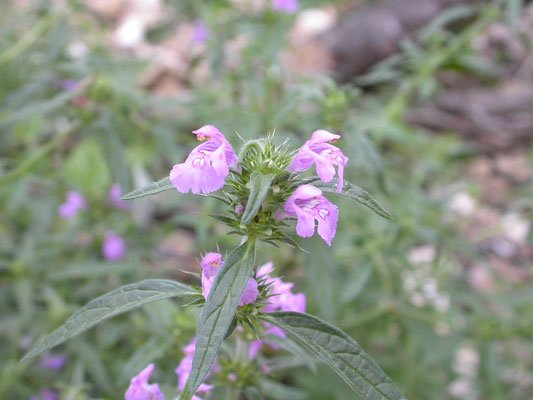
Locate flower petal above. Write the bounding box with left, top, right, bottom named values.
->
left=309, top=129, right=340, bottom=144
left=316, top=201, right=339, bottom=246
left=239, top=278, right=259, bottom=306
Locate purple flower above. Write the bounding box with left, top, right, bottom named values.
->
left=192, top=20, right=209, bottom=43
left=169, top=125, right=237, bottom=194
left=273, top=0, right=300, bottom=14
left=30, top=388, right=59, bottom=400
left=176, top=338, right=214, bottom=394
left=125, top=364, right=164, bottom=400
left=249, top=263, right=306, bottom=358
left=284, top=185, right=339, bottom=246
left=108, top=184, right=131, bottom=210
left=102, top=231, right=126, bottom=261
left=200, top=253, right=258, bottom=306
left=58, top=191, right=87, bottom=219
left=289, top=130, right=348, bottom=192
left=39, top=352, right=67, bottom=371
left=58, top=79, right=79, bottom=91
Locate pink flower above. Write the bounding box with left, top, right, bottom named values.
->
left=108, top=184, right=131, bottom=210
left=125, top=364, right=164, bottom=400
left=58, top=191, right=87, bottom=219
left=39, top=352, right=67, bottom=371
left=200, top=253, right=258, bottom=306
left=249, top=263, right=306, bottom=358
left=273, top=0, right=300, bottom=13
left=284, top=185, right=339, bottom=246
left=102, top=231, right=126, bottom=261
left=169, top=125, right=237, bottom=194
left=289, top=130, right=348, bottom=192
left=176, top=338, right=214, bottom=394
left=192, top=20, right=209, bottom=43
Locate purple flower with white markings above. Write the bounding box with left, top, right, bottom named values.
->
left=58, top=191, right=87, bottom=219
left=102, top=231, right=126, bottom=261
left=108, top=184, right=131, bottom=210
left=284, top=184, right=339, bottom=246
left=289, top=130, right=348, bottom=192
left=201, top=252, right=259, bottom=306
left=176, top=338, right=214, bottom=395
left=125, top=364, right=164, bottom=400
left=39, top=352, right=67, bottom=371
left=273, top=0, right=300, bottom=13
left=170, top=125, right=237, bottom=194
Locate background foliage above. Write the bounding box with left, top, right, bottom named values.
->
left=1, top=0, right=532, bottom=399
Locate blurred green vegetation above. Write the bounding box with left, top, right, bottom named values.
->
left=1, top=0, right=532, bottom=399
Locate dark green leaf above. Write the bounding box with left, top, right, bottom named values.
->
left=209, top=214, right=236, bottom=226
left=181, top=239, right=256, bottom=400
left=241, top=172, right=275, bottom=224
left=304, top=177, right=392, bottom=219
left=121, top=177, right=173, bottom=200
left=262, top=312, right=406, bottom=400
left=22, top=280, right=195, bottom=362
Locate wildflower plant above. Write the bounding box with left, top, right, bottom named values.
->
left=21, top=126, right=405, bottom=400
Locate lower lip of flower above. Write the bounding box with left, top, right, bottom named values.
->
left=318, top=208, right=329, bottom=218
left=193, top=157, right=206, bottom=167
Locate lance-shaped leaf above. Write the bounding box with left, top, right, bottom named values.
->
left=261, top=312, right=407, bottom=400
left=241, top=172, right=275, bottom=224
left=121, top=177, right=173, bottom=200
left=22, top=280, right=195, bottom=362
left=181, top=239, right=256, bottom=400
left=304, top=177, right=392, bottom=219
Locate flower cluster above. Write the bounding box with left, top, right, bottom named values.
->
left=250, top=262, right=306, bottom=357
left=125, top=364, right=164, bottom=400
left=125, top=340, right=214, bottom=400
left=124, top=257, right=305, bottom=399
left=201, top=253, right=258, bottom=306
left=58, top=185, right=129, bottom=260
left=169, top=125, right=348, bottom=246
left=175, top=338, right=214, bottom=399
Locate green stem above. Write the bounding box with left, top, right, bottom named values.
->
left=0, top=15, right=56, bottom=69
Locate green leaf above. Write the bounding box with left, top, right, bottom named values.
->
left=0, top=122, right=81, bottom=186
left=305, top=177, right=392, bottom=219
left=259, top=379, right=308, bottom=400
left=241, top=172, right=275, bottom=224
left=121, top=177, right=173, bottom=200
left=262, top=312, right=406, bottom=400
left=181, top=239, right=256, bottom=400
left=21, top=280, right=195, bottom=362
left=63, top=139, right=111, bottom=198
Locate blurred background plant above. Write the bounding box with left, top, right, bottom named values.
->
left=1, top=0, right=532, bottom=399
